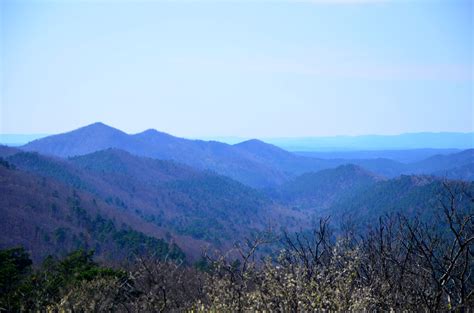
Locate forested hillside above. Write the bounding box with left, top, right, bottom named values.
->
left=0, top=159, right=184, bottom=263
left=1, top=148, right=279, bottom=257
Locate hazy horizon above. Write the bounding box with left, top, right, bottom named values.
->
left=0, top=122, right=472, bottom=151
left=1, top=0, right=472, bottom=137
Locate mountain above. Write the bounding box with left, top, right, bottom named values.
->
left=3, top=143, right=472, bottom=263
left=275, top=170, right=474, bottom=231
left=22, top=123, right=290, bottom=188
left=22, top=123, right=357, bottom=188
left=20, top=123, right=474, bottom=190
left=70, top=148, right=199, bottom=183
left=0, top=159, right=185, bottom=263
left=348, top=158, right=406, bottom=177
left=68, top=149, right=272, bottom=245
left=234, top=139, right=296, bottom=161
left=22, top=122, right=130, bottom=157
left=432, top=163, right=474, bottom=181
left=295, top=149, right=461, bottom=163
left=271, top=164, right=381, bottom=209
left=13, top=132, right=474, bottom=152
left=407, top=149, right=474, bottom=174
left=299, top=149, right=474, bottom=180
left=327, top=175, right=474, bottom=227
left=3, top=148, right=275, bottom=257
left=233, top=139, right=334, bottom=174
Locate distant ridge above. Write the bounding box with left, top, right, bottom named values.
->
left=22, top=123, right=297, bottom=187
left=265, top=132, right=474, bottom=151
left=7, top=128, right=473, bottom=150
left=295, top=149, right=462, bottom=163
left=20, top=123, right=474, bottom=187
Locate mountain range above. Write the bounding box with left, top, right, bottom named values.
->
left=22, top=123, right=474, bottom=185
left=267, top=132, right=474, bottom=151
left=0, top=122, right=472, bottom=262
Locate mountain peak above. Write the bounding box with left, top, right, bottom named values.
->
left=300, top=164, right=379, bottom=181
left=235, top=139, right=267, bottom=146
left=234, top=139, right=293, bottom=159
left=79, top=122, right=121, bottom=133
left=133, top=128, right=175, bottom=141
left=238, top=139, right=265, bottom=145
left=141, top=129, right=160, bottom=135
left=50, top=122, right=127, bottom=139
left=21, top=122, right=127, bottom=157
left=234, top=139, right=284, bottom=151
left=89, top=121, right=108, bottom=127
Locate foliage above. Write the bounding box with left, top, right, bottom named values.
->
left=0, top=249, right=125, bottom=311
left=7, top=152, right=88, bottom=190
left=0, top=157, right=15, bottom=170
left=0, top=247, right=32, bottom=312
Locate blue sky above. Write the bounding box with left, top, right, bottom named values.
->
left=1, top=0, right=472, bottom=137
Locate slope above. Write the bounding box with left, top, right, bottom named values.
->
left=0, top=159, right=185, bottom=263
left=22, top=123, right=289, bottom=187
left=271, top=164, right=382, bottom=209
left=5, top=149, right=273, bottom=250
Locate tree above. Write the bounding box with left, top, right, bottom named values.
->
left=0, top=247, right=32, bottom=312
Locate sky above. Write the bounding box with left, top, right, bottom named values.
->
left=0, top=0, right=472, bottom=138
